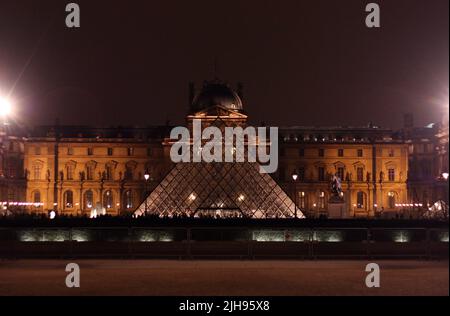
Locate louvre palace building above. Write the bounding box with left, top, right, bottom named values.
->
left=0, top=80, right=448, bottom=219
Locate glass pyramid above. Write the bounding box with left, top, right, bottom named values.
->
left=135, top=162, right=305, bottom=219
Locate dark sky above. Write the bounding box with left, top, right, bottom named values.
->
left=0, top=0, right=448, bottom=129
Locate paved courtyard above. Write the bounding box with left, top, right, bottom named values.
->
left=0, top=259, right=447, bottom=296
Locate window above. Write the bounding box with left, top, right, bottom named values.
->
left=103, top=190, right=113, bottom=209
left=107, top=148, right=113, bottom=156
left=33, top=164, right=42, bottom=180
left=64, top=191, right=73, bottom=209
left=318, top=191, right=325, bottom=209
left=318, top=167, right=325, bottom=181
left=67, top=165, right=74, bottom=180
left=88, top=148, right=93, bottom=156
left=147, top=147, right=152, bottom=157
left=357, top=167, right=364, bottom=182
left=125, top=166, right=133, bottom=180
left=35, top=146, right=41, bottom=155
left=338, top=149, right=344, bottom=157
left=105, top=165, right=113, bottom=180
left=298, top=167, right=305, bottom=181
left=318, top=149, right=324, bottom=157
left=357, top=149, right=363, bottom=157
left=337, top=167, right=344, bottom=180
left=86, top=165, right=95, bottom=180
left=299, top=148, right=304, bottom=157
left=388, top=168, right=395, bottom=181
left=388, top=191, right=396, bottom=208
left=68, top=147, right=74, bottom=155
left=84, top=190, right=93, bottom=209
left=388, top=149, right=394, bottom=157
left=357, top=191, right=364, bottom=208
left=33, top=191, right=41, bottom=204
left=127, top=147, right=134, bottom=156
left=124, top=190, right=133, bottom=209
left=299, top=191, right=306, bottom=209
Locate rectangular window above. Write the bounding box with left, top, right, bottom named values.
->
left=337, top=167, right=344, bottom=180
left=299, top=192, right=306, bottom=209
left=357, top=167, right=364, bottom=182
left=318, top=167, right=325, bottom=181
left=388, top=168, right=395, bottom=181
left=338, top=149, right=344, bottom=157
left=357, top=149, right=363, bottom=157
left=319, top=191, right=325, bottom=209
left=108, top=148, right=113, bottom=156
left=388, top=149, right=394, bottom=157
left=35, top=146, right=41, bottom=155
left=87, top=166, right=94, bottom=180
left=68, top=147, right=74, bottom=155
left=67, top=165, right=74, bottom=180
left=299, top=148, right=304, bottom=157
left=318, top=148, right=324, bottom=157
left=88, top=148, right=93, bottom=156
left=147, top=147, right=152, bottom=157
left=298, top=167, right=305, bottom=181
left=127, top=147, right=134, bottom=156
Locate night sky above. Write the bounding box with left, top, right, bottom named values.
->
left=0, top=0, right=448, bottom=129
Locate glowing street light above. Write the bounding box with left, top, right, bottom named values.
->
left=442, top=172, right=449, bottom=181
left=0, top=97, right=12, bottom=117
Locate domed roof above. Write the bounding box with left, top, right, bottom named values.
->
left=191, top=81, right=243, bottom=112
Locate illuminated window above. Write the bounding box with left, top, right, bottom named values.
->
left=357, top=191, right=364, bottom=208
left=299, top=191, right=306, bottom=208
left=103, top=190, right=113, bottom=209
left=127, top=147, right=134, bottom=156
left=388, top=191, right=396, bottom=208
left=84, top=190, right=93, bottom=209
left=124, top=190, right=133, bottom=209
left=318, top=191, right=326, bottom=209
left=64, top=190, right=73, bottom=209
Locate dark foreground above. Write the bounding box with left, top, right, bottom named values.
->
left=0, top=259, right=447, bottom=296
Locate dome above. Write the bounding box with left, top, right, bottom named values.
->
left=191, top=81, right=243, bottom=112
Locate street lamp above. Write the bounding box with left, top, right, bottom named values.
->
left=291, top=170, right=298, bottom=218
left=442, top=172, right=449, bottom=181
left=0, top=97, right=12, bottom=117
left=143, top=170, right=150, bottom=216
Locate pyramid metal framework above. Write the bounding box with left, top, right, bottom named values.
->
left=134, top=162, right=305, bottom=218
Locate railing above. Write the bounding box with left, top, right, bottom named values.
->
left=0, top=226, right=447, bottom=259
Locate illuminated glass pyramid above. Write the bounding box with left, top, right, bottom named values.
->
left=135, top=162, right=304, bottom=218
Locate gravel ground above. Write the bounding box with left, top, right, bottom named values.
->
left=0, top=259, right=447, bottom=296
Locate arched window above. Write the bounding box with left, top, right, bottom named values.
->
left=103, top=190, right=113, bottom=209
left=124, top=190, right=133, bottom=209
left=64, top=191, right=74, bottom=209
left=357, top=191, right=365, bottom=209
left=84, top=190, right=94, bottom=209
left=388, top=191, right=396, bottom=209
